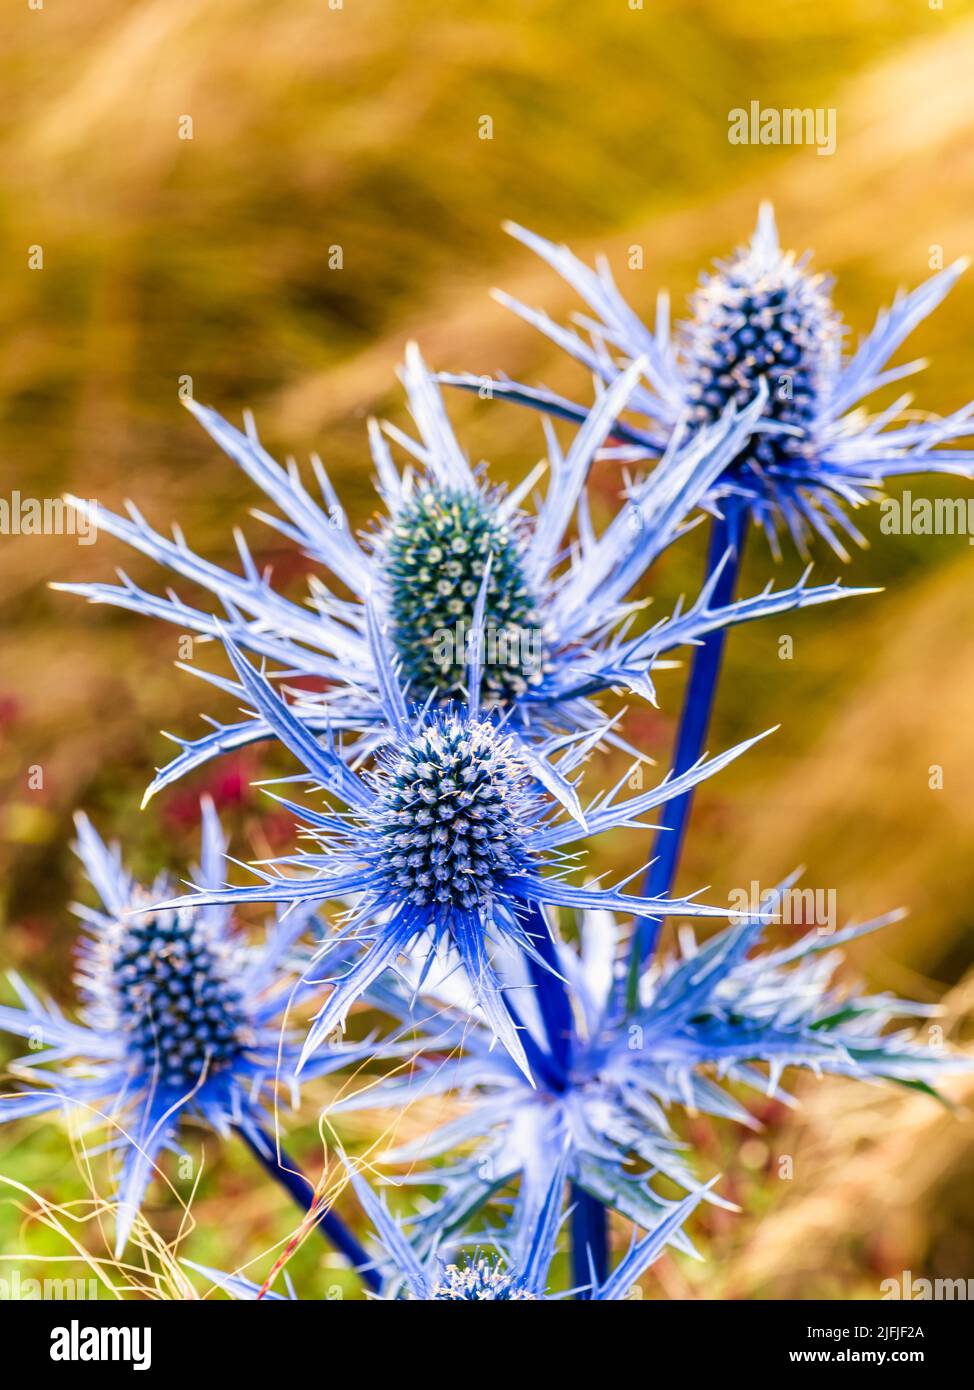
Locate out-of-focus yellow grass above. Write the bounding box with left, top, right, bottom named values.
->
left=2, top=0, right=974, bottom=1297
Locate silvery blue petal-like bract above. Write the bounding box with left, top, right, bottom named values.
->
left=330, top=883, right=966, bottom=1253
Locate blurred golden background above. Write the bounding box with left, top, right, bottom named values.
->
left=2, top=0, right=974, bottom=1298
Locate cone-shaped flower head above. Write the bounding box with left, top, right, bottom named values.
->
left=681, top=221, right=841, bottom=477
left=368, top=711, right=536, bottom=910
left=91, top=896, right=249, bottom=1090
left=384, top=484, right=544, bottom=701
left=428, top=1259, right=537, bottom=1300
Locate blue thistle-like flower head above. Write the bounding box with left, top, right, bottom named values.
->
left=82, top=897, right=251, bottom=1089
left=681, top=221, right=841, bottom=476
left=366, top=710, right=537, bottom=911
left=443, top=204, right=974, bottom=556
left=0, top=802, right=355, bottom=1256
left=382, top=483, right=545, bottom=701
left=154, top=627, right=771, bottom=1081
left=428, top=1257, right=536, bottom=1300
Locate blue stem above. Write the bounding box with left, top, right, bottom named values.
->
left=503, top=905, right=608, bottom=1292
left=529, top=908, right=611, bottom=1292
left=525, top=904, right=574, bottom=1076
left=571, top=1183, right=608, bottom=1295
left=239, top=1126, right=382, bottom=1294
left=631, top=506, right=748, bottom=975
left=501, top=992, right=567, bottom=1093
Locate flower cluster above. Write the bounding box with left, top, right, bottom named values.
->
left=4, top=205, right=971, bottom=1299
left=56, top=343, right=866, bottom=801
left=369, top=711, right=537, bottom=909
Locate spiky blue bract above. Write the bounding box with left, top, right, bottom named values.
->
left=333, top=881, right=968, bottom=1253
left=442, top=205, right=974, bottom=557
left=0, top=802, right=348, bottom=1257
left=153, top=629, right=773, bottom=1082
left=55, top=342, right=870, bottom=798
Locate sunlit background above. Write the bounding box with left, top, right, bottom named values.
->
left=2, top=0, right=974, bottom=1299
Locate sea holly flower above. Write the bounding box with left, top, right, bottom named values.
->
left=332, top=882, right=968, bottom=1254
left=440, top=205, right=974, bottom=557
left=447, top=206, right=973, bottom=973
left=56, top=344, right=868, bottom=800
left=185, top=1155, right=705, bottom=1301
left=153, top=626, right=771, bottom=1082
left=0, top=802, right=365, bottom=1257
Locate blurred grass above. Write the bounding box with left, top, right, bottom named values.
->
left=2, top=0, right=974, bottom=1297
